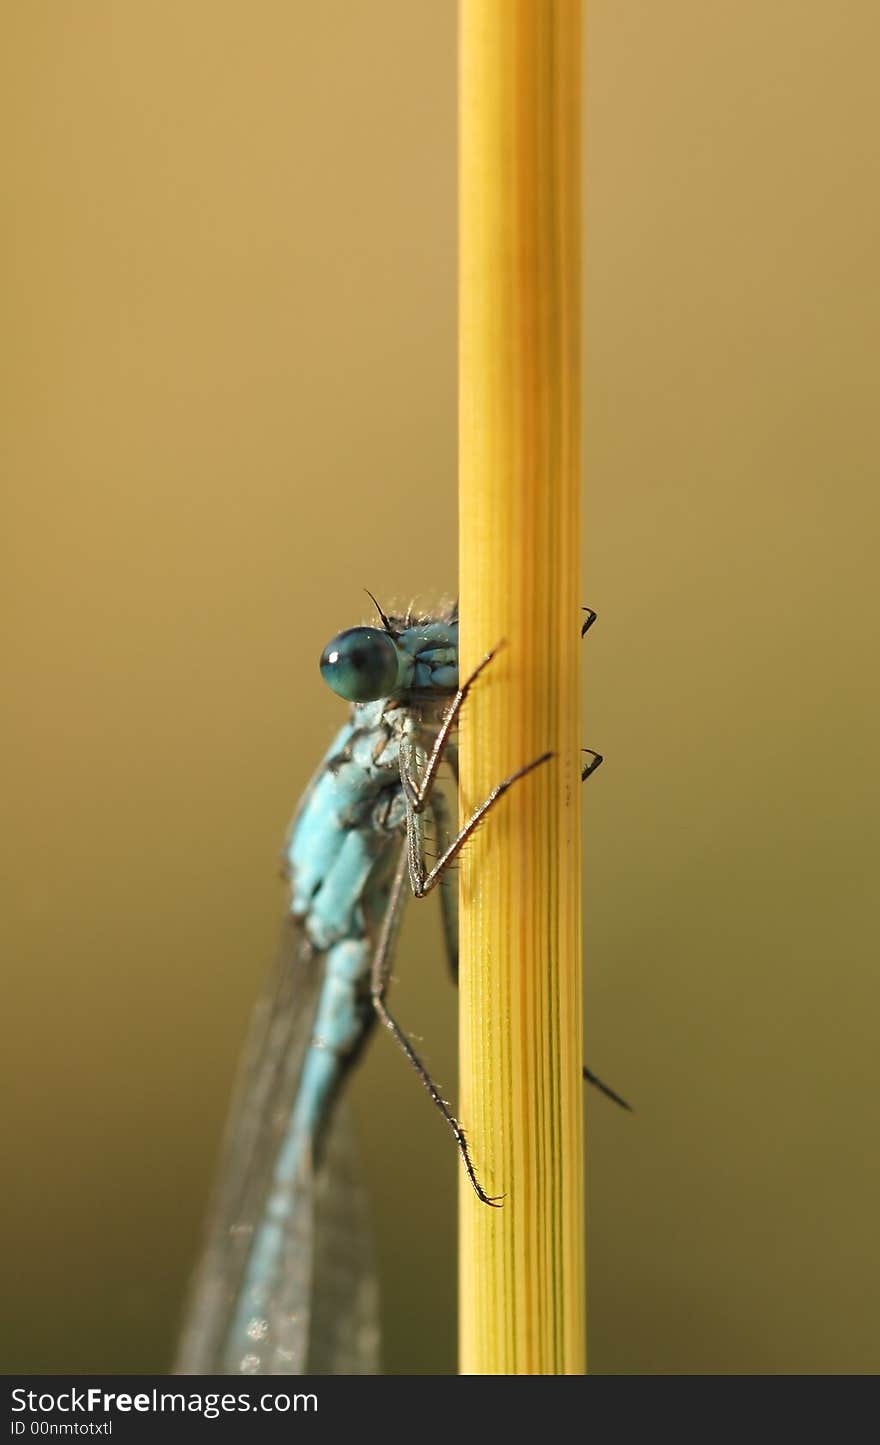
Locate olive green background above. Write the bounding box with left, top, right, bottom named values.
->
left=2, top=2, right=878, bottom=1375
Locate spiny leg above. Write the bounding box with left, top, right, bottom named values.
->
left=406, top=751, right=551, bottom=900
left=416, top=693, right=621, bottom=1109
left=412, top=694, right=628, bottom=1114
left=388, top=646, right=550, bottom=1198
left=396, top=639, right=551, bottom=895
left=432, top=765, right=629, bottom=1109
left=583, top=1065, right=633, bottom=1112
left=580, top=607, right=603, bottom=779
left=398, top=644, right=503, bottom=816
left=393, top=750, right=551, bottom=1198
left=581, top=748, right=604, bottom=781
left=431, top=774, right=630, bottom=1109
left=369, top=842, right=499, bottom=1205
left=392, top=703, right=551, bottom=1197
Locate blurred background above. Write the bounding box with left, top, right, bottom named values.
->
left=2, top=1, right=878, bottom=1375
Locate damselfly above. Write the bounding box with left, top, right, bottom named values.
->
left=175, top=597, right=624, bottom=1375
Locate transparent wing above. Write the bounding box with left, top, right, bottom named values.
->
left=306, top=1099, right=380, bottom=1374
left=175, top=915, right=326, bottom=1374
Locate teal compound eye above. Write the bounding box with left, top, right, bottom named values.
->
left=319, top=626, right=400, bottom=703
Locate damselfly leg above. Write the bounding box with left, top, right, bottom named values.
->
left=402, top=745, right=551, bottom=900
left=581, top=605, right=598, bottom=636
left=581, top=748, right=604, bottom=781
left=369, top=843, right=502, bottom=1206
left=397, top=643, right=501, bottom=818
left=375, top=646, right=551, bottom=1204
left=582, top=1066, right=632, bottom=1112
left=581, top=607, right=603, bottom=779
left=399, top=646, right=550, bottom=899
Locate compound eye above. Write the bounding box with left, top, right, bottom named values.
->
left=319, top=626, right=399, bottom=703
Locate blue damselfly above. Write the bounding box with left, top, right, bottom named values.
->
left=175, top=597, right=624, bottom=1375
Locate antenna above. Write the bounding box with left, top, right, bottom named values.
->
left=363, top=588, right=393, bottom=634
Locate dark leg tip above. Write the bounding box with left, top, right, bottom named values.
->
left=581, top=749, right=604, bottom=781
left=583, top=1064, right=633, bottom=1112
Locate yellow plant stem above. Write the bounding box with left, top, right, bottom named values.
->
left=458, top=0, right=584, bottom=1375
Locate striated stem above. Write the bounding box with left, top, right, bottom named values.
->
left=458, top=0, right=585, bottom=1375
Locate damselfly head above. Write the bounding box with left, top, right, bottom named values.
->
left=319, top=626, right=400, bottom=703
